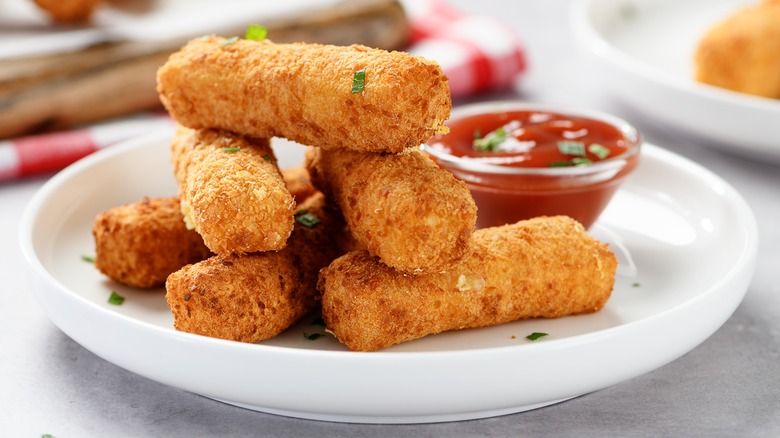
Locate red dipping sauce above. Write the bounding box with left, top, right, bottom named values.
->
left=424, top=103, right=641, bottom=229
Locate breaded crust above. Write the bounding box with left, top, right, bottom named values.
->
left=165, top=193, right=346, bottom=343
left=319, top=216, right=617, bottom=352
left=157, top=36, right=451, bottom=153
left=281, top=166, right=318, bottom=205
left=93, top=196, right=211, bottom=288
left=170, top=126, right=296, bottom=255
left=694, top=0, right=780, bottom=98
left=306, top=146, right=476, bottom=274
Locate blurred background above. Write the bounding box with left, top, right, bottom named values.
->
left=1, top=0, right=530, bottom=179
left=2, top=0, right=779, bottom=436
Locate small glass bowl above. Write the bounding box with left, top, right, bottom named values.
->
left=423, top=101, right=642, bottom=229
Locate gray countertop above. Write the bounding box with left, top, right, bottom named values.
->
left=2, top=1, right=779, bottom=436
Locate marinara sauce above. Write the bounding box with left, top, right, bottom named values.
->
left=426, top=108, right=640, bottom=229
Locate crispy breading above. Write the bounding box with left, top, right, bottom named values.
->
left=165, top=193, right=346, bottom=343
left=156, top=36, right=451, bottom=153
left=281, top=166, right=318, bottom=205
left=170, top=126, right=295, bottom=255
left=319, top=216, right=617, bottom=352
left=34, top=0, right=100, bottom=22
left=694, top=0, right=780, bottom=98
left=92, top=197, right=211, bottom=288
left=305, top=145, right=476, bottom=274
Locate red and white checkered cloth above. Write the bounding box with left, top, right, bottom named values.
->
left=0, top=0, right=525, bottom=182
left=0, top=114, right=173, bottom=181
left=405, top=0, right=526, bottom=98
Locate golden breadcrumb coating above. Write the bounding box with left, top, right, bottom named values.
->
left=92, top=197, right=211, bottom=288
left=170, top=126, right=295, bottom=255
left=34, top=0, right=100, bottom=22
left=319, top=216, right=617, bottom=352
left=165, top=192, right=346, bottom=343
left=694, top=0, right=780, bottom=98
left=156, top=36, right=451, bottom=153
left=305, top=146, right=476, bottom=274
left=281, top=166, right=318, bottom=205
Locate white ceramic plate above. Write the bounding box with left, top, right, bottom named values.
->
left=571, top=0, right=780, bottom=162
left=20, top=128, right=757, bottom=423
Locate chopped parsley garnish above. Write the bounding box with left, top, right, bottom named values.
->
left=295, top=209, right=320, bottom=228
left=557, top=141, right=586, bottom=157
left=526, top=332, right=548, bottom=341
left=304, top=332, right=323, bottom=340
left=632, top=282, right=641, bottom=288
left=351, top=68, right=367, bottom=94
left=81, top=255, right=95, bottom=263
left=473, top=126, right=509, bottom=151
left=262, top=154, right=272, bottom=161
left=549, top=161, right=576, bottom=167
left=550, top=141, right=611, bottom=167
left=108, top=291, right=125, bottom=305
left=222, top=147, right=241, bottom=153
left=548, top=158, right=592, bottom=167
left=219, top=36, right=239, bottom=47
left=588, top=143, right=611, bottom=159
left=571, top=157, right=593, bottom=165
left=245, top=24, right=268, bottom=41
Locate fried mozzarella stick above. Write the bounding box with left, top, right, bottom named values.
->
left=694, top=0, right=780, bottom=98
left=281, top=166, right=318, bottom=205
left=166, top=193, right=345, bottom=343
left=319, top=216, right=617, bottom=352
left=93, top=197, right=211, bottom=288
left=170, top=126, right=295, bottom=255
left=306, top=146, right=477, bottom=274
left=157, top=36, right=451, bottom=153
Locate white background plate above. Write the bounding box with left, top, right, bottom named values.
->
left=20, top=129, right=757, bottom=423
left=571, top=0, right=780, bottom=162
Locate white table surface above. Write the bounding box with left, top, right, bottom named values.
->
left=2, top=1, right=779, bottom=436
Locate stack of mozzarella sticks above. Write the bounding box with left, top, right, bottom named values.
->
left=92, top=34, right=617, bottom=352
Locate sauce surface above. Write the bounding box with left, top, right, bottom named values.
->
left=426, top=109, right=640, bottom=229
left=429, top=110, right=630, bottom=168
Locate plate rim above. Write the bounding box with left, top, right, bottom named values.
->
left=570, top=0, right=780, bottom=159
left=571, top=0, right=780, bottom=112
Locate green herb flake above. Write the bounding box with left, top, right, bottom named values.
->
left=351, top=68, right=367, bottom=94
left=548, top=161, right=575, bottom=168
left=262, top=154, right=272, bottom=161
left=557, top=141, right=586, bottom=156
left=295, top=210, right=321, bottom=228
left=571, top=157, right=593, bottom=166
left=108, top=291, right=125, bottom=306
left=473, top=126, right=508, bottom=152
left=588, top=143, right=611, bottom=160
left=219, top=36, right=239, bottom=47
left=222, top=147, right=241, bottom=153
left=81, top=255, right=95, bottom=263
left=526, top=332, right=548, bottom=341
left=304, top=332, right=323, bottom=340
left=41, top=435, right=55, bottom=438
left=245, top=24, right=268, bottom=41
left=632, top=282, right=641, bottom=288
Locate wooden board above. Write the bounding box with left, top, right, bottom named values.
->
left=0, top=0, right=407, bottom=139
